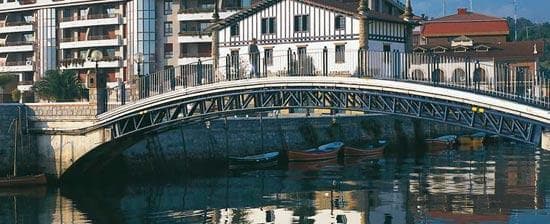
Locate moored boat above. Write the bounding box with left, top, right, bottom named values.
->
left=343, top=140, right=387, bottom=158
left=458, top=132, right=486, bottom=146
left=287, top=142, right=344, bottom=162
left=0, top=174, right=47, bottom=188
left=228, top=152, right=280, bottom=170
left=425, top=135, right=457, bottom=151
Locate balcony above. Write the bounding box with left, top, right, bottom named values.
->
left=177, top=9, right=235, bottom=21
left=178, top=52, right=211, bottom=64
left=60, top=35, right=123, bottom=49
left=0, top=21, right=33, bottom=34
left=0, top=41, right=34, bottom=53
left=59, top=56, right=124, bottom=69
left=178, top=31, right=212, bottom=43
left=60, top=14, right=123, bottom=29
left=0, top=61, right=33, bottom=72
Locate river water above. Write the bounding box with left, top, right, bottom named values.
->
left=1, top=142, right=550, bottom=224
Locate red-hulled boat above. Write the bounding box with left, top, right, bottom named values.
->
left=0, top=174, right=47, bottom=188
left=425, top=135, right=457, bottom=151
left=343, top=140, right=387, bottom=158
left=287, top=142, right=344, bottom=162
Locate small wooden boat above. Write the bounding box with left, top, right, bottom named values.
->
left=287, top=142, right=344, bottom=162
left=458, top=132, right=485, bottom=146
left=0, top=174, right=47, bottom=188
left=343, top=140, right=387, bottom=158
left=425, top=135, right=457, bottom=151
left=228, top=152, right=280, bottom=170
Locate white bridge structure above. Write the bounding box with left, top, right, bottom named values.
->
left=29, top=49, right=550, bottom=180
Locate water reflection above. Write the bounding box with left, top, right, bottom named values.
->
left=2, top=143, right=550, bottom=223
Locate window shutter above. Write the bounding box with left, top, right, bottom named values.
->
left=261, top=18, right=266, bottom=34
left=294, top=16, right=299, bottom=32
left=303, top=15, right=309, bottom=31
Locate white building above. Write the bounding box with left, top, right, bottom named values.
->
left=210, top=0, right=415, bottom=77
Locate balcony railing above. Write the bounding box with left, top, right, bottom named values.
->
left=59, top=56, right=122, bottom=67
left=60, top=35, right=120, bottom=42
left=178, top=31, right=211, bottom=36
left=1, top=61, right=31, bottom=66
left=0, top=40, right=34, bottom=46
left=0, top=20, right=33, bottom=27
left=18, top=80, right=33, bottom=85
left=61, top=13, right=120, bottom=22
left=180, top=52, right=211, bottom=58
left=179, top=7, right=215, bottom=14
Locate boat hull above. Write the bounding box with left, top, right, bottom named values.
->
left=343, top=145, right=385, bottom=158
left=0, top=174, right=47, bottom=188
left=426, top=140, right=453, bottom=151
left=458, top=136, right=484, bottom=146
left=287, top=148, right=341, bottom=162
left=228, top=152, right=280, bottom=170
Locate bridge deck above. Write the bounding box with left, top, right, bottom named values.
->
left=99, top=77, right=550, bottom=125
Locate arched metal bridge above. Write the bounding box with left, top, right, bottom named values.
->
left=59, top=50, right=550, bottom=180
left=97, top=76, right=548, bottom=145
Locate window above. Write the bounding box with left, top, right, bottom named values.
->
left=294, top=15, right=309, bottom=32
left=335, top=15, right=345, bottom=30
left=383, top=44, right=391, bottom=52
left=164, top=0, right=173, bottom=15
left=164, top=22, right=173, bottom=36
left=261, top=17, right=276, bottom=34
left=264, top=49, right=273, bottom=66
left=230, top=23, right=239, bottom=37
left=164, top=43, right=173, bottom=58
left=335, top=45, right=345, bottom=63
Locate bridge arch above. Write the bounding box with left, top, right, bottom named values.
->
left=61, top=77, right=549, bottom=181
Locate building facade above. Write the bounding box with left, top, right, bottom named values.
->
left=211, top=0, right=414, bottom=78
left=412, top=8, right=544, bottom=87
left=0, top=0, right=254, bottom=103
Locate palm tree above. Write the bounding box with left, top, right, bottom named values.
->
left=33, top=70, right=84, bottom=102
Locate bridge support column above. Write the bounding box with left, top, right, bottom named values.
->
left=542, top=131, right=550, bottom=151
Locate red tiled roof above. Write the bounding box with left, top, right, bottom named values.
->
left=421, top=9, right=509, bottom=37
left=415, top=40, right=544, bottom=62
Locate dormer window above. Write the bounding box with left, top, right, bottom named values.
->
left=432, top=46, right=447, bottom=54
left=413, top=47, right=427, bottom=53
left=454, top=46, right=467, bottom=52
left=475, top=45, right=490, bottom=52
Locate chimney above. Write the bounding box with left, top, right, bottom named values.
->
left=458, top=8, right=468, bottom=15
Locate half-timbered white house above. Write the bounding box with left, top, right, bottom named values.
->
left=209, top=0, right=415, bottom=77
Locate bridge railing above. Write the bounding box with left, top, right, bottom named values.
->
left=105, top=48, right=550, bottom=112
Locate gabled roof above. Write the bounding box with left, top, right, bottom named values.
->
left=211, top=0, right=410, bottom=31
left=421, top=8, right=509, bottom=37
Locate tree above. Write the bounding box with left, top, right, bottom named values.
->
left=0, top=74, right=17, bottom=88
left=506, top=17, right=550, bottom=74
left=32, top=70, right=84, bottom=102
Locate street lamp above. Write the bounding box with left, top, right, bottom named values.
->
left=134, top=53, right=144, bottom=77
left=90, top=49, right=105, bottom=113
left=90, top=50, right=104, bottom=79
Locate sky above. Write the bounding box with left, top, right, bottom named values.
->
left=411, top=0, right=550, bottom=22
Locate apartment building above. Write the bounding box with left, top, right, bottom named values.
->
left=0, top=0, right=253, bottom=102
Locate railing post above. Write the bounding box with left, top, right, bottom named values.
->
left=323, top=46, right=328, bottom=76
left=197, top=59, right=203, bottom=86
left=225, top=54, right=231, bottom=81
left=287, top=48, right=292, bottom=76
left=263, top=54, right=267, bottom=78
left=358, top=48, right=364, bottom=78
left=120, top=81, right=126, bottom=105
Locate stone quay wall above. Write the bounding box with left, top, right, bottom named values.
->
left=121, top=114, right=469, bottom=176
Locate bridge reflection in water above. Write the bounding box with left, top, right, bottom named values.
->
left=2, top=143, right=550, bottom=223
